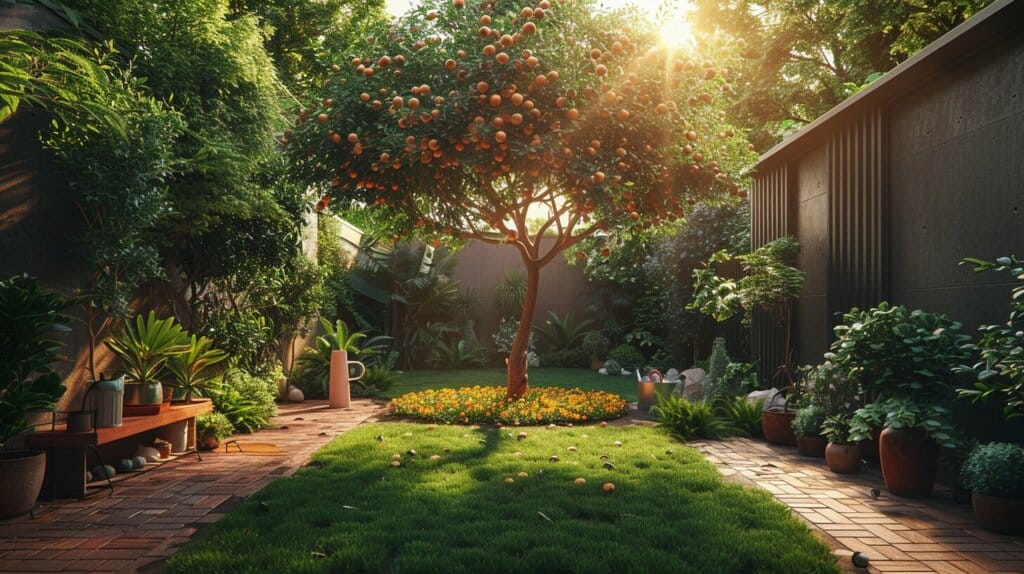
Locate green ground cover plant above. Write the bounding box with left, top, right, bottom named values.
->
left=166, top=423, right=837, bottom=574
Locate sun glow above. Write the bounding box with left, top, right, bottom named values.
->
left=658, top=12, right=694, bottom=50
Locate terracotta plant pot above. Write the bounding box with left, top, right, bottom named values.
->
left=825, top=443, right=861, bottom=474
left=972, top=492, right=1024, bottom=534
left=200, top=434, right=220, bottom=451
left=878, top=427, right=938, bottom=497
left=797, top=435, right=827, bottom=458
left=0, top=450, right=46, bottom=519
left=762, top=408, right=798, bottom=445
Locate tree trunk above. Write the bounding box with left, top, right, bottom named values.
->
left=506, top=259, right=540, bottom=398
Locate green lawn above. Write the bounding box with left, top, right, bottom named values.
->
left=167, top=423, right=837, bottom=574
left=381, top=367, right=639, bottom=402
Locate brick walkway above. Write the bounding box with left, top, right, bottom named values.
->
left=695, top=438, right=1024, bottom=574
left=0, top=399, right=385, bottom=573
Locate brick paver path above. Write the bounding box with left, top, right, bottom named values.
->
left=696, top=438, right=1024, bottom=574
left=0, top=399, right=385, bottom=573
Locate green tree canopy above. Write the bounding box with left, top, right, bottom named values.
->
left=690, top=0, right=992, bottom=148
left=287, top=0, right=756, bottom=397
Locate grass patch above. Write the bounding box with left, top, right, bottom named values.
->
left=380, top=368, right=638, bottom=402
left=167, top=423, right=837, bottom=574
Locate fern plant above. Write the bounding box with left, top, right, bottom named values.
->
left=719, top=396, right=764, bottom=438
left=653, top=395, right=735, bottom=441
left=538, top=311, right=595, bottom=352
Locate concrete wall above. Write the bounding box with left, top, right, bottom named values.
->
left=888, top=30, right=1024, bottom=329
left=792, top=145, right=830, bottom=365
left=450, top=238, right=593, bottom=346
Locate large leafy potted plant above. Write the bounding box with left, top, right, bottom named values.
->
left=961, top=442, right=1024, bottom=534
left=828, top=303, right=969, bottom=497
left=821, top=415, right=860, bottom=474
left=105, top=311, right=190, bottom=407
left=166, top=334, right=229, bottom=403
left=0, top=275, right=70, bottom=519
left=690, top=236, right=805, bottom=445
left=850, top=398, right=959, bottom=497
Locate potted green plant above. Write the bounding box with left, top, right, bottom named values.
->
left=166, top=334, right=229, bottom=403
left=828, top=303, right=969, bottom=496
left=196, top=412, right=234, bottom=450
left=792, top=404, right=827, bottom=457
left=821, top=415, right=860, bottom=474
left=105, top=311, right=191, bottom=408
left=689, top=237, right=805, bottom=445
left=581, top=331, right=610, bottom=371
left=0, top=275, right=70, bottom=519
left=962, top=442, right=1024, bottom=534
left=849, top=398, right=958, bottom=497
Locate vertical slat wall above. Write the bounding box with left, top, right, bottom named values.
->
left=750, top=163, right=791, bottom=384
left=827, top=109, right=889, bottom=320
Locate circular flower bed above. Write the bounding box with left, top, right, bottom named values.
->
left=390, top=386, right=627, bottom=425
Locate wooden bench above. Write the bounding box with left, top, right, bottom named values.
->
left=26, top=399, right=213, bottom=498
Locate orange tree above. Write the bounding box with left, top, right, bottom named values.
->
left=286, top=0, right=756, bottom=398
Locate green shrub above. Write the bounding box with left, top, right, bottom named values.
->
left=791, top=404, right=826, bottom=437
left=801, top=362, right=861, bottom=416
left=653, top=395, right=734, bottom=441
left=428, top=339, right=488, bottom=369
left=602, top=359, right=622, bottom=374
left=827, top=302, right=970, bottom=401
left=196, top=412, right=234, bottom=441
left=211, top=364, right=280, bottom=433
left=957, top=256, right=1024, bottom=419
left=538, top=348, right=589, bottom=368
left=707, top=337, right=729, bottom=394
left=607, top=344, right=645, bottom=372
left=962, top=442, right=1024, bottom=497
left=580, top=331, right=610, bottom=361
left=354, top=367, right=402, bottom=397
left=849, top=397, right=958, bottom=448
left=491, top=318, right=536, bottom=354
left=821, top=415, right=854, bottom=445
left=719, top=396, right=764, bottom=438
left=204, top=310, right=275, bottom=373
left=538, top=311, right=596, bottom=352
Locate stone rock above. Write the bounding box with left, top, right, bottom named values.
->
left=619, top=368, right=631, bottom=376
left=747, top=387, right=783, bottom=410
left=91, top=464, right=115, bottom=479
left=680, top=368, right=707, bottom=402
left=135, top=445, right=161, bottom=462
left=598, top=367, right=608, bottom=375
left=664, top=368, right=681, bottom=382
left=131, top=456, right=147, bottom=469
left=286, top=386, right=305, bottom=402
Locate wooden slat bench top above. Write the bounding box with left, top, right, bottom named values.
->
left=26, top=399, right=213, bottom=448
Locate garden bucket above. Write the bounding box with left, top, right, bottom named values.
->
left=92, top=375, right=124, bottom=428
left=636, top=369, right=672, bottom=413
